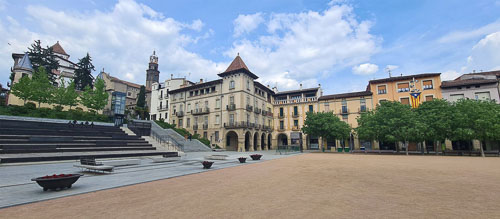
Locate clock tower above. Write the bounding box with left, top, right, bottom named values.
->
left=146, top=50, right=159, bottom=90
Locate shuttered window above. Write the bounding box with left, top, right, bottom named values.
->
left=400, top=97, right=410, bottom=105
left=397, top=83, right=410, bottom=92
left=425, top=95, right=433, bottom=101
left=423, top=80, right=433, bottom=90
left=377, top=85, right=387, bottom=94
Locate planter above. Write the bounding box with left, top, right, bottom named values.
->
left=202, top=161, right=214, bottom=169
left=337, top=148, right=343, bottom=152
left=344, top=148, right=350, bottom=152
left=238, top=157, right=247, bottom=163
left=31, top=174, right=83, bottom=191
left=250, top=154, right=262, bottom=160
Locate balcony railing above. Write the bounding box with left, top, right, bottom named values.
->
left=266, top=112, right=274, bottom=117
left=254, top=107, right=261, bottom=114
left=223, top=121, right=255, bottom=129
left=203, top=124, right=208, bottom=130
left=263, top=125, right=272, bottom=131
left=175, top=111, right=184, bottom=117
left=278, top=127, right=285, bottom=131
left=292, top=126, right=301, bottom=131
left=341, top=108, right=349, bottom=114
left=193, top=124, right=198, bottom=130
left=226, top=104, right=236, bottom=111
left=273, top=97, right=317, bottom=105
left=292, top=113, right=299, bottom=118
left=246, top=105, right=253, bottom=112
left=157, top=106, right=168, bottom=111
left=278, top=114, right=284, bottom=119
left=191, top=107, right=210, bottom=115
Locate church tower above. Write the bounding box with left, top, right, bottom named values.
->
left=146, top=50, right=159, bottom=90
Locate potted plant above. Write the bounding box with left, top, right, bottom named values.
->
left=202, top=161, right=214, bottom=169
left=238, top=157, right=247, bottom=163
left=31, top=174, right=83, bottom=191
left=250, top=154, right=262, bottom=160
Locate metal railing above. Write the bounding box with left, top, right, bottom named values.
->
left=227, top=104, right=236, bottom=111
left=191, top=107, right=210, bottom=115
left=276, top=145, right=301, bottom=155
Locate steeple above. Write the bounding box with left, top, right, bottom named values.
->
left=146, top=50, right=160, bottom=91
left=218, top=54, right=258, bottom=79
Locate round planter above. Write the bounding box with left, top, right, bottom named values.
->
left=31, top=174, right=83, bottom=191
left=250, top=154, right=262, bottom=160
left=202, top=161, right=214, bottom=169
left=238, top=157, right=247, bottom=163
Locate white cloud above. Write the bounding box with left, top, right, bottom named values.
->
left=233, top=12, right=265, bottom=37
left=228, top=3, right=378, bottom=90
left=461, top=31, right=500, bottom=72
left=438, top=20, right=500, bottom=43
left=385, top=64, right=398, bottom=71
left=0, top=0, right=225, bottom=85
left=441, top=70, right=461, bottom=81
left=352, top=63, right=378, bottom=75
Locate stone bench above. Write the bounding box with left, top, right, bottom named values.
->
left=100, top=159, right=141, bottom=166
left=204, top=154, right=229, bottom=160
left=73, top=164, right=114, bottom=172
left=151, top=156, right=182, bottom=163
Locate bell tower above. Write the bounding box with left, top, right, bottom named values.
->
left=146, top=50, right=160, bottom=90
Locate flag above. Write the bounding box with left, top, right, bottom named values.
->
left=410, top=92, right=421, bottom=108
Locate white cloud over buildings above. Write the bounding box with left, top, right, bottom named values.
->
left=352, top=63, right=379, bottom=75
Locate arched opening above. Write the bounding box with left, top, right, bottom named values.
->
left=225, top=131, right=238, bottom=151
left=277, top=134, right=288, bottom=146
left=268, top=134, right=272, bottom=149
left=253, top=132, right=259, bottom=151
left=244, top=131, right=251, bottom=151
left=261, top=133, right=266, bottom=150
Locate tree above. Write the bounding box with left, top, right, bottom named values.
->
left=415, top=99, right=453, bottom=154
left=302, top=111, right=351, bottom=150
left=51, top=79, right=79, bottom=109
left=74, top=53, right=95, bottom=90
left=356, top=111, right=382, bottom=145
left=10, top=75, right=33, bottom=105
left=27, top=40, right=59, bottom=83
left=29, top=67, right=53, bottom=108
left=451, top=99, right=500, bottom=157
left=135, top=85, right=147, bottom=119
left=80, top=78, right=109, bottom=113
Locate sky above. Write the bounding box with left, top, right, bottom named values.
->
left=1, top=0, right=499, bottom=95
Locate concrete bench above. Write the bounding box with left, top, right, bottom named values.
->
left=101, top=159, right=141, bottom=167
left=151, top=156, right=182, bottom=163
left=204, top=154, right=229, bottom=160
left=73, top=164, right=114, bottom=172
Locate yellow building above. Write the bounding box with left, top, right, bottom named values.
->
left=369, top=73, right=442, bottom=106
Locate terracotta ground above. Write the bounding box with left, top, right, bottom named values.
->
left=2, top=153, right=500, bottom=219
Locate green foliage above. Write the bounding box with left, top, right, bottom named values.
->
left=10, top=75, right=33, bottom=104
left=415, top=99, right=453, bottom=145
left=74, top=53, right=95, bottom=90
left=80, top=78, right=109, bottom=113
left=136, top=86, right=146, bottom=108
left=51, top=79, right=79, bottom=109
left=28, top=40, right=59, bottom=83
left=302, top=111, right=351, bottom=141
left=29, top=67, right=54, bottom=108
left=154, top=120, right=211, bottom=146
left=451, top=99, right=500, bottom=142
left=0, top=104, right=111, bottom=122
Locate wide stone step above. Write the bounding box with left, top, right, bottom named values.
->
left=0, top=143, right=153, bottom=149
left=0, top=151, right=170, bottom=163
left=0, top=146, right=156, bottom=154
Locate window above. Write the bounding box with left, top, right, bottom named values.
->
left=423, top=80, right=433, bottom=90
left=308, top=105, right=313, bottom=112
left=204, top=116, right=208, bottom=125
left=229, top=80, right=235, bottom=89
left=187, top=104, right=191, bottom=111
left=425, top=95, right=433, bottom=101
left=203, top=132, right=207, bottom=139
left=127, top=92, right=132, bottom=96
left=342, top=105, right=348, bottom=114
left=379, top=99, right=387, bottom=104
left=216, top=99, right=221, bottom=108
left=160, top=90, right=163, bottom=98
left=360, top=98, right=366, bottom=112
left=294, top=120, right=298, bottom=127
left=450, top=94, right=465, bottom=102
left=178, top=119, right=183, bottom=127
left=342, top=114, right=348, bottom=121
left=205, top=100, right=209, bottom=108
left=229, top=114, right=234, bottom=124
left=293, top=106, right=298, bottom=116
left=377, top=85, right=387, bottom=94
left=215, top=131, right=219, bottom=142
left=475, top=92, right=491, bottom=100
left=229, top=96, right=234, bottom=105
left=400, top=97, right=410, bottom=105
left=397, top=83, right=410, bottom=92
left=194, top=116, right=198, bottom=124
left=279, top=107, right=284, bottom=117
left=280, top=121, right=284, bottom=130
left=247, top=114, right=250, bottom=122
left=247, top=79, right=250, bottom=90
left=215, top=115, right=220, bottom=124
left=324, top=103, right=330, bottom=112
left=186, top=118, right=190, bottom=128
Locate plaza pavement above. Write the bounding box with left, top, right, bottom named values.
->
left=0, top=150, right=298, bottom=208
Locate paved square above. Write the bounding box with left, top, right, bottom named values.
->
left=1, top=153, right=500, bottom=218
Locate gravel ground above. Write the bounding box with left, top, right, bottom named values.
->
left=1, top=153, right=500, bottom=219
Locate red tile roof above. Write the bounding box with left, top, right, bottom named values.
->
left=369, top=73, right=441, bottom=84
left=441, top=79, right=498, bottom=88
left=50, top=41, right=69, bottom=56
left=217, top=55, right=258, bottom=79
left=109, top=75, right=150, bottom=91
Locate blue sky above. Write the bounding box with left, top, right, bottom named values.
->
left=1, top=0, right=499, bottom=95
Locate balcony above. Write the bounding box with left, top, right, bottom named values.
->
left=254, top=124, right=261, bottom=130
left=278, top=127, right=285, bottom=132
left=226, top=104, right=236, bottom=111
left=191, top=107, right=210, bottom=115
left=193, top=124, right=198, bottom=130
left=254, top=107, right=261, bottom=114
left=273, top=96, right=317, bottom=105
left=266, top=112, right=274, bottom=117
left=341, top=108, right=349, bottom=114
left=263, top=125, right=272, bottom=131
left=246, top=105, right=253, bottom=112
left=278, top=114, right=284, bottom=119
left=292, top=126, right=301, bottom=131
left=157, top=106, right=168, bottom=111
left=224, top=121, right=251, bottom=129
left=203, top=124, right=208, bottom=130
left=292, top=113, right=299, bottom=118
left=175, top=111, right=184, bottom=117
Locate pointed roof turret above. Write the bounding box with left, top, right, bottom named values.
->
left=15, top=52, right=33, bottom=71
left=218, top=54, right=258, bottom=79
left=50, top=41, right=69, bottom=56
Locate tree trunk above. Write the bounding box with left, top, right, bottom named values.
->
left=479, top=141, right=485, bottom=157
left=395, top=142, right=399, bottom=153
left=38, top=101, right=41, bottom=108
left=422, top=141, right=427, bottom=155
left=405, top=141, right=409, bottom=156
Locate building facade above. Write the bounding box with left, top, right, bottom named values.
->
left=150, top=76, right=193, bottom=121
left=441, top=70, right=500, bottom=103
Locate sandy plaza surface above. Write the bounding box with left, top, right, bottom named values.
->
left=1, top=153, right=500, bottom=219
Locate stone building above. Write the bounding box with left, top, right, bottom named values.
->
left=150, top=76, right=194, bottom=121
left=441, top=70, right=500, bottom=103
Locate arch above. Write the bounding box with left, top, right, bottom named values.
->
left=225, top=131, right=239, bottom=151
left=268, top=134, right=272, bottom=149
left=261, top=133, right=266, bottom=150
left=244, top=131, right=251, bottom=151
left=277, top=133, right=288, bottom=146
left=253, top=132, right=259, bottom=151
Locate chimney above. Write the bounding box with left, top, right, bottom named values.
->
left=199, top=78, right=203, bottom=83
left=300, top=84, right=302, bottom=90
